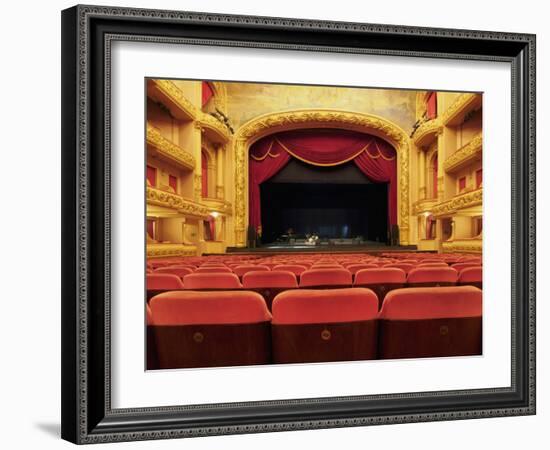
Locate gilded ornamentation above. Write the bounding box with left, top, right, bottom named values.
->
left=412, top=117, right=442, bottom=146
left=211, top=81, right=228, bottom=113
left=233, top=109, right=411, bottom=246
left=202, top=197, right=233, bottom=215
left=442, top=239, right=482, bottom=253
left=193, top=174, right=202, bottom=200
left=441, top=93, right=481, bottom=125
left=146, top=123, right=195, bottom=171
left=147, top=243, right=197, bottom=258
left=147, top=186, right=209, bottom=218
left=412, top=198, right=438, bottom=215
left=198, top=111, right=232, bottom=143
left=149, top=79, right=198, bottom=120
left=432, top=188, right=483, bottom=217
left=444, top=134, right=482, bottom=173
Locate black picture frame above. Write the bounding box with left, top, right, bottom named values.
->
left=61, top=4, right=536, bottom=444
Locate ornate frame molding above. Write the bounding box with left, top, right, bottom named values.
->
left=232, top=108, right=411, bottom=246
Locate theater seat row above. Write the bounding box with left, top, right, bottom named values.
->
left=147, top=286, right=482, bottom=369
left=146, top=267, right=483, bottom=305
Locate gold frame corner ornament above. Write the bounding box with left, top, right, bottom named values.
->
left=232, top=109, right=411, bottom=247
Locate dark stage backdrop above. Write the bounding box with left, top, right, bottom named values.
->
left=260, top=181, right=388, bottom=244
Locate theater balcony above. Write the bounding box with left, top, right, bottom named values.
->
left=443, top=134, right=482, bottom=174
left=201, top=197, right=233, bottom=216
left=146, top=186, right=209, bottom=219
left=413, top=197, right=439, bottom=215
left=147, top=79, right=198, bottom=121
left=431, top=187, right=483, bottom=218
left=412, top=117, right=442, bottom=147
left=197, top=111, right=232, bottom=144
left=441, top=238, right=482, bottom=254
left=146, top=123, right=196, bottom=171
left=147, top=243, right=197, bottom=258
left=441, top=93, right=483, bottom=127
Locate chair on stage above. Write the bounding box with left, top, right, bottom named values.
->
left=271, top=288, right=379, bottom=364
left=299, top=268, right=352, bottom=289
left=407, top=267, right=458, bottom=287
left=148, top=291, right=272, bottom=369
left=183, top=273, right=242, bottom=290
left=354, top=268, right=407, bottom=308
left=146, top=273, right=184, bottom=301
left=242, top=270, right=298, bottom=310
left=377, top=286, right=482, bottom=359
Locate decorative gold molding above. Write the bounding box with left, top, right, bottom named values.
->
left=146, top=123, right=195, bottom=171
left=197, top=112, right=232, bottom=143
left=441, top=93, right=482, bottom=126
left=233, top=109, right=411, bottom=246
left=442, top=239, right=482, bottom=253
left=202, top=197, right=233, bottom=215
left=147, top=186, right=209, bottom=219
left=211, top=81, right=228, bottom=113
left=193, top=174, right=202, bottom=200
left=432, top=188, right=483, bottom=217
left=444, top=134, right=482, bottom=173
left=412, top=198, right=438, bottom=215
left=147, top=79, right=197, bottom=120
left=412, top=118, right=442, bottom=147
left=147, top=243, right=197, bottom=258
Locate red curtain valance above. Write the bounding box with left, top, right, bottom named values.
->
left=249, top=128, right=397, bottom=233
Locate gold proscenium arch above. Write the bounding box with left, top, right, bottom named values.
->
left=233, top=109, right=411, bottom=247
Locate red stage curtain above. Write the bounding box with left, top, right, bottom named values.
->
left=426, top=92, right=437, bottom=119
left=249, top=129, right=397, bottom=231
left=202, top=82, right=214, bottom=107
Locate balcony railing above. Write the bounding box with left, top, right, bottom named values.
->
left=431, top=187, right=483, bottom=217
left=444, top=134, right=482, bottom=173
left=146, top=123, right=195, bottom=171
left=147, top=186, right=209, bottom=219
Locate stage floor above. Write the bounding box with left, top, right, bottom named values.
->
left=226, top=242, right=420, bottom=254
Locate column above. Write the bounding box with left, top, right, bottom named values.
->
left=216, top=145, right=225, bottom=199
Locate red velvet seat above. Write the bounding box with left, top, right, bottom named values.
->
left=242, top=270, right=298, bottom=310
left=452, top=262, right=481, bottom=272
left=146, top=273, right=184, bottom=300
left=273, top=264, right=308, bottom=277
left=146, top=304, right=158, bottom=369
left=417, top=262, right=448, bottom=268
left=148, top=291, right=272, bottom=369
left=311, top=263, right=342, bottom=269
left=407, top=267, right=458, bottom=287
left=194, top=267, right=233, bottom=274
left=383, top=263, right=414, bottom=274
left=457, top=266, right=483, bottom=289
left=271, top=288, right=379, bottom=364
left=378, top=286, right=482, bottom=359
left=346, top=263, right=379, bottom=275
left=418, top=259, right=444, bottom=264
left=354, top=268, right=407, bottom=307
left=299, top=268, right=352, bottom=288
left=154, top=266, right=194, bottom=279
left=183, top=273, right=242, bottom=290
left=233, top=264, right=270, bottom=278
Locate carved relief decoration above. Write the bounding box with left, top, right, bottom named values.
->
left=432, top=188, right=483, bottom=217
left=146, top=123, right=195, bottom=171
left=147, top=186, right=209, bottom=218
left=444, top=134, right=482, bottom=173
left=232, top=109, right=411, bottom=246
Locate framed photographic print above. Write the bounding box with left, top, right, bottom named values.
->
left=61, top=4, right=536, bottom=444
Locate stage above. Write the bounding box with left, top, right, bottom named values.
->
left=226, top=241, right=420, bottom=254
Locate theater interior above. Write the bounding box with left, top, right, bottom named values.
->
left=145, top=79, right=483, bottom=370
